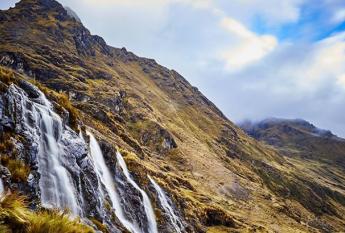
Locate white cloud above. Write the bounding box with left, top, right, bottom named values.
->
left=208, top=31, right=345, bottom=136
left=219, top=17, right=278, bottom=71
left=332, top=8, right=345, bottom=23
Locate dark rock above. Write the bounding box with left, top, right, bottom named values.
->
left=18, top=79, right=41, bottom=98
left=0, top=165, right=11, bottom=189
left=0, top=116, right=15, bottom=132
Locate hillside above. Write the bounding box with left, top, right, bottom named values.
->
left=240, top=118, right=345, bottom=166
left=0, top=1, right=345, bottom=232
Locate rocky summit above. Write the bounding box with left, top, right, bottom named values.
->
left=0, top=0, right=345, bottom=232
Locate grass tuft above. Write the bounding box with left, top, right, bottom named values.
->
left=90, top=218, right=109, bottom=233
left=0, top=67, right=15, bottom=86
left=0, top=156, right=30, bottom=183
left=0, top=193, right=94, bottom=233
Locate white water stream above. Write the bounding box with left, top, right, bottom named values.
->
left=148, top=176, right=183, bottom=233
left=116, top=152, right=158, bottom=233
left=86, top=131, right=158, bottom=233
left=86, top=131, right=141, bottom=233
left=23, top=90, right=80, bottom=215
left=6, top=84, right=180, bottom=232
left=0, top=178, right=4, bottom=194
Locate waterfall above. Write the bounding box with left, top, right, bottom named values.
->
left=0, top=178, right=4, bottom=194
left=21, top=89, right=81, bottom=215
left=148, top=176, right=183, bottom=233
left=4, top=83, right=180, bottom=232
left=116, top=152, right=158, bottom=233
left=86, top=131, right=141, bottom=233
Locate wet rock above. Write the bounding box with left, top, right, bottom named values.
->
left=17, top=80, right=41, bottom=98
left=0, top=81, right=121, bottom=231
left=0, top=116, right=15, bottom=132
left=0, top=165, right=11, bottom=189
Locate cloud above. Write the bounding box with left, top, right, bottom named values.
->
left=219, top=17, right=277, bottom=71
left=332, top=8, right=345, bottom=23
left=205, top=31, right=345, bottom=136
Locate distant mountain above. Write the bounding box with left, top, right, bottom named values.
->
left=240, top=118, right=345, bottom=166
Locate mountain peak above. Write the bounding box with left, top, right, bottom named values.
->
left=240, top=117, right=345, bottom=165
left=64, top=6, right=81, bottom=22
left=2, top=0, right=71, bottom=22
left=240, top=118, right=336, bottom=139
left=15, top=0, right=62, bottom=9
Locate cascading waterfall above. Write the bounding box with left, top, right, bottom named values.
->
left=86, top=131, right=141, bottom=233
left=37, top=103, right=79, bottom=214
left=0, top=178, right=4, bottom=194
left=14, top=86, right=80, bottom=215
left=116, top=152, right=158, bottom=233
left=148, top=176, right=183, bottom=233
left=3, top=83, right=183, bottom=232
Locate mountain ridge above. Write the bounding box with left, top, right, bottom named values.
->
left=240, top=118, right=345, bottom=166
left=0, top=1, right=345, bottom=232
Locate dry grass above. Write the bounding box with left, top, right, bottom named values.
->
left=0, top=133, right=30, bottom=183
left=90, top=218, right=109, bottom=233
left=0, top=67, right=15, bottom=85
left=0, top=133, right=14, bottom=153
left=55, top=93, right=80, bottom=131
left=0, top=156, right=30, bottom=183
left=0, top=193, right=94, bottom=233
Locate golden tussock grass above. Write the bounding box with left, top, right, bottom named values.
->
left=0, top=156, right=30, bottom=183
left=0, top=193, right=94, bottom=233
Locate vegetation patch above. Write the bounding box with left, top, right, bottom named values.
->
left=90, top=218, right=109, bottom=233
left=0, top=156, right=30, bottom=183
left=0, top=67, right=16, bottom=86
left=0, top=193, right=94, bottom=233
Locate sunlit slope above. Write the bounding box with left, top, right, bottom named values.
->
left=0, top=0, right=345, bottom=232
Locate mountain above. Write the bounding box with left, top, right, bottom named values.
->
left=0, top=0, right=345, bottom=232
left=240, top=118, right=345, bottom=166
left=240, top=118, right=345, bottom=231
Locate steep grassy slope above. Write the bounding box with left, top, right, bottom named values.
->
left=241, top=119, right=345, bottom=232
left=1, top=1, right=345, bottom=232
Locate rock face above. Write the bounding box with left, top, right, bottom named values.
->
left=1, top=0, right=345, bottom=232
left=0, top=78, right=185, bottom=232
left=0, top=81, right=116, bottom=229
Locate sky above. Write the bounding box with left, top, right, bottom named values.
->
left=1, top=0, right=345, bottom=136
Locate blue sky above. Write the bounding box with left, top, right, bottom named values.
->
left=1, top=0, right=345, bottom=136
